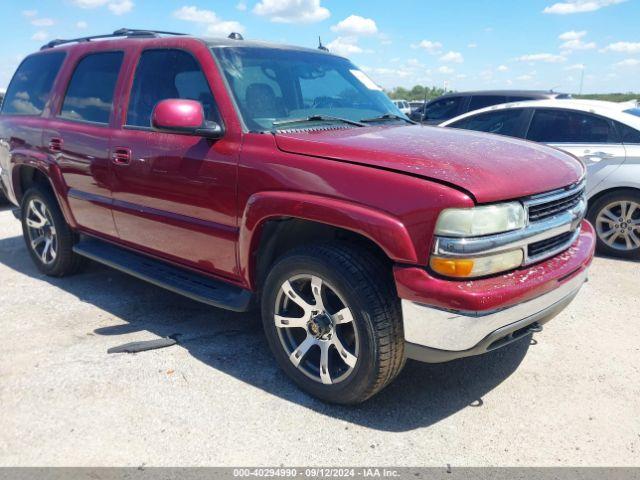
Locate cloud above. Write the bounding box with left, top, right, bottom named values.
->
left=76, top=21, right=88, bottom=29
left=516, top=53, right=566, bottom=63
left=497, top=65, right=509, bottom=71
left=439, top=51, right=463, bottom=63
left=437, top=66, right=454, bottom=74
left=70, top=0, right=133, bottom=15
left=543, top=0, right=626, bottom=14
left=558, top=30, right=596, bottom=51
left=467, top=43, right=477, bottom=48
left=326, top=37, right=366, bottom=56
left=517, top=74, right=534, bottom=81
left=601, top=41, right=640, bottom=54
left=412, top=40, right=442, bottom=54
left=253, top=0, right=330, bottom=23
left=331, top=15, right=377, bottom=35
left=614, top=58, right=640, bottom=68
left=31, top=31, right=49, bottom=41
left=564, top=63, right=585, bottom=70
left=236, top=2, right=247, bottom=11
left=22, top=10, right=37, bottom=17
left=173, top=6, right=245, bottom=35
left=30, top=18, right=55, bottom=27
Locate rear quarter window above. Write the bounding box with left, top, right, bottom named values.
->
left=1, top=52, right=66, bottom=116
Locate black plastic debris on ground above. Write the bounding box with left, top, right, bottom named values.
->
left=107, top=334, right=181, bottom=354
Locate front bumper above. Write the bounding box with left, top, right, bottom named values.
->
left=398, top=221, right=595, bottom=363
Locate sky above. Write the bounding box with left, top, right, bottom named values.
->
left=1, top=0, right=638, bottom=94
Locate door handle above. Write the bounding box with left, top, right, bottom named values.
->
left=111, top=147, right=131, bottom=165
left=49, top=137, right=63, bottom=152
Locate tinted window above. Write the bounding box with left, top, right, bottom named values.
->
left=624, top=108, right=640, bottom=118
left=1, top=52, right=65, bottom=116
left=527, top=109, right=614, bottom=143
left=450, top=109, right=525, bottom=137
left=508, top=96, right=536, bottom=103
left=127, top=49, right=220, bottom=128
left=615, top=121, right=640, bottom=143
left=468, top=95, right=507, bottom=111
left=60, top=52, right=123, bottom=124
left=423, top=97, right=463, bottom=121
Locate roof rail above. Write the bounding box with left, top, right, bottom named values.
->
left=40, top=28, right=187, bottom=50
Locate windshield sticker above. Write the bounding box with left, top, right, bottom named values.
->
left=350, top=69, right=382, bottom=91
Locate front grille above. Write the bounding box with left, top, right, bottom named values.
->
left=527, top=231, right=574, bottom=258
left=527, top=187, right=584, bottom=222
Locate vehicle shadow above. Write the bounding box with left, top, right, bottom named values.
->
left=0, top=234, right=532, bottom=432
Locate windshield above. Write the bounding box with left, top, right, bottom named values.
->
left=624, top=108, right=640, bottom=118
left=212, top=47, right=405, bottom=131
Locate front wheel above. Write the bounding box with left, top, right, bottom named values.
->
left=261, top=243, right=405, bottom=404
left=588, top=190, right=640, bottom=259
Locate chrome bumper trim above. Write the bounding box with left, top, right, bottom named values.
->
left=402, top=268, right=588, bottom=352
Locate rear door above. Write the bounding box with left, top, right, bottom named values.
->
left=109, top=47, right=239, bottom=277
left=525, top=108, right=626, bottom=194
left=42, top=50, right=124, bottom=238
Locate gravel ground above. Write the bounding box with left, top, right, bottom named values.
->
left=0, top=205, right=638, bottom=467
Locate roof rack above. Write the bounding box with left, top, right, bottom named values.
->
left=40, top=28, right=187, bottom=50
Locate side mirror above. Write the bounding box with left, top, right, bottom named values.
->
left=152, top=99, right=223, bottom=139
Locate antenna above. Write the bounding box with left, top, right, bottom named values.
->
left=318, top=36, right=328, bottom=51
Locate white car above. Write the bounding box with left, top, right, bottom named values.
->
left=441, top=99, right=640, bottom=259
left=392, top=99, right=412, bottom=115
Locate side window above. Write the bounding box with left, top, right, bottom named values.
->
left=424, top=97, right=463, bottom=121
left=1, top=52, right=66, bottom=116
left=127, top=49, right=219, bottom=128
left=615, top=121, right=640, bottom=144
left=527, top=109, right=614, bottom=143
left=449, top=109, right=525, bottom=138
left=468, top=95, right=507, bottom=111
left=60, top=51, right=123, bottom=124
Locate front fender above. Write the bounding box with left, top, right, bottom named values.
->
left=238, top=191, right=419, bottom=288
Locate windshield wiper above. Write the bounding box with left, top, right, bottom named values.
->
left=360, top=113, right=416, bottom=124
left=272, top=115, right=366, bottom=129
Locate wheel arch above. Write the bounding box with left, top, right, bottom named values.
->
left=239, top=191, right=419, bottom=290
left=588, top=185, right=640, bottom=214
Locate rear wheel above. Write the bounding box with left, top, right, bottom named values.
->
left=21, top=187, right=84, bottom=276
left=588, top=190, right=640, bottom=259
left=261, top=243, right=405, bottom=404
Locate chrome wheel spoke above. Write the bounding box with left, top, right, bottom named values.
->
left=629, top=231, right=640, bottom=248
left=30, top=235, right=45, bottom=249
left=619, top=201, right=628, bottom=219
left=26, top=217, right=46, bottom=229
left=41, top=238, right=52, bottom=263
left=332, top=335, right=358, bottom=368
left=289, top=335, right=316, bottom=367
left=275, top=314, right=308, bottom=329
left=319, top=342, right=332, bottom=385
left=600, top=209, right=618, bottom=223
left=627, top=203, right=638, bottom=220
left=310, top=276, right=325, bottom=311
left=332, top=308, right=354, bottom=325
left=281, top=280, right=313, bottom=314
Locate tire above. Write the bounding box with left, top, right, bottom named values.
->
left=20, top=186, right=84, bottom=276
left=261, top=242, right=405, bottom=404
left=587, top=189, right=640, bottom=260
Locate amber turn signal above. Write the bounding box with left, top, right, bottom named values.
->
left=430, top=257, right=475, bottom=277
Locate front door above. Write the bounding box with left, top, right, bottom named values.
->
left=110, top=48, right=239, bottom=278
left=526, top=108, right=626, bottom=194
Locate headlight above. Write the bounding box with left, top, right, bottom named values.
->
left=435, top=202, right=526, bottom=237
left=430, top=250, right=524, bottom=278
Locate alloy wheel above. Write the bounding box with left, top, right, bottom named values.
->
left=25, top=199, right=58, bottom=265
left=274, top=274, right=359, bottom=385
left=595, top=200, right=640, bottom=251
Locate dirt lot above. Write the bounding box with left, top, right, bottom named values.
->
left=0, top=204, right=639, bottom=467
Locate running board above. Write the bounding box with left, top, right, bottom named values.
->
left=73, top=238, right=252, bottom=312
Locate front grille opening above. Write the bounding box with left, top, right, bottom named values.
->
left=528, top=189, right=583, bottom=222
left=528, top=231, right=574, bottom=258
left=487, top=322, right=541, bottom=351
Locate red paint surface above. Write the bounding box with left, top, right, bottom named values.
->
left=152, top=99, right=204, bottom=130
left=0, top=36, right=594, bottom=314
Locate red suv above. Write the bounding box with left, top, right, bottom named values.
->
left=0, top=30, right=595, bottom=404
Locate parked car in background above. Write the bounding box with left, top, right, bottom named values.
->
left=442, top=99, right=640, bottom=259
left=0, top=30, right=595, bottom=404
left=392, top=99, right=411, bottom=115
left=410, top=90, right=571, bottom=124
left=409, top=101, right=424, bottom=110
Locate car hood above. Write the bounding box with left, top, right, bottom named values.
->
left=274, top=125, right=584, bottom=203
